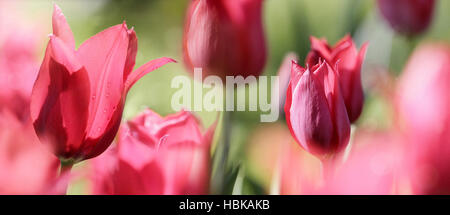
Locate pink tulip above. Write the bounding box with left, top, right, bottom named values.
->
left=396, top=43, right=450, bottom=194
left=279, top=138, right=322, bottom=195
left=306, top=35, right=368, bottom=123
left=0, top=19, right=41, bottom=122
left=284, top=60, right=351, bottom=158
left=319, top=131, right=402, bottom=195
left=377, top=0, right=436, bottom=36
left=183, top=0, right=266, bottom=80
left=279, top=131, right=401, bottom=195
left=30, top=5, right=175, bottom=163
left=0, top=109, right=61, bottom=194
left=91, top=109, right=216, bottom=195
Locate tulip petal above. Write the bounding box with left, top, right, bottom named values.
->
left=139, top=162, right=165, bottom=195
left=48, top=36, right=82, bottom=72
left=285, top=62, right=306, bottom=145
left=124, top=57, right=176, bottom=92
left=332, top=38, right=358, bottom=71
left=81, top=101, right=124, bottom=160
left=124, top=28, right=137, bottom=81
left=154, top=110, right=203, bottom=146
left=52, top=4, right=75, bottom=49
left=77, top=23, right=129, bottom=139
left=310, top=36, right=332, bottom=62
left=31, top=38, right=90, bottom=159
left=316, top=63, right=351, bottom=152
left=117, top=124, right=157, bottom=171
left=111, top=160, right=154, bottom=195
left=157, top=142, right=196, bottom=194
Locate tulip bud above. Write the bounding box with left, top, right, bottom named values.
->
left=30, top=5, right=175, bottom=163
left=284, top=61, right=351, bottom=158
left=183, top=0, right=266, bottom=80
left=91, top=109, right=216, bottom=195
left=377, top=0, right=436, bottom=36
left=306, top=35, right=368, bottom=123
left=396, top=43, right=450, bottom=194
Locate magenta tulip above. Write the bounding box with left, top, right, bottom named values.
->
left=285, top=60, right=350, bottom=158
left=30, top=5, right=175, bottom=163
left=91, top=109, right=216, bottom=195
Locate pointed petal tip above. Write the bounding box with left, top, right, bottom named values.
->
left=359, top=42, right=369, bottom=59
left=52, top=4, right=64, bottom=18
left=53, top=3, right=61, bottom=12
left=122, top=20, right=128, bottom=29
left=124, top=57, right=178, bottom=92
left=161, top=57, right=178, bottom=64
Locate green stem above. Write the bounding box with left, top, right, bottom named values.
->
left=212, top=86, right=235, bottom=194
left=59, top=160, right=74, bottom=195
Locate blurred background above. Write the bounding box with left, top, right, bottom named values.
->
left=1, top=0, right=449, bottom=194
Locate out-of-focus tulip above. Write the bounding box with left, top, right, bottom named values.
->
left=0, top=33, right=40, bottom=122
left=0, top=4, right=41, bottom=122
left=377, top=0, right=436, bottom=36
left=279, top=137, right=322, bottom=195
left=396, top=43, right=450, bottom=194
left=319, top=131, right=402, bottom=195
left=183, top=0, right=266, bottom=80
left=306, top=36, right=368, bottom=123
left=250, top=123, right=401, bottom=194
left=30, top=5, right=175, bottom=163
left=91, top=109, right=216, bottom=195
left=0, top=109, right=61, bottom=194
left=284, top=61, right=351, bottom=158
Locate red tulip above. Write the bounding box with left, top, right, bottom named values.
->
left=91, top=109, right=216, bottom=195
left=377, top=0, right=436, bottom=36
left=306, top=35, right=368, bottom=123
left=284, top=60, right=350, bottom=158
left=30, top=5, right=175, bottom=163
left=183, top=0, right=266, bottom=80
left=396, top=43, right=450, bottom=194
left=0, top=109, right=61, bottom=194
